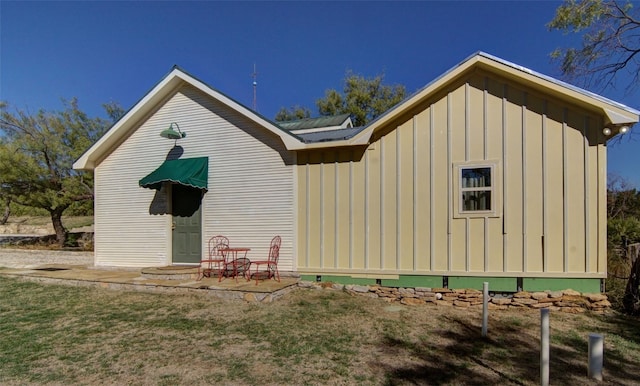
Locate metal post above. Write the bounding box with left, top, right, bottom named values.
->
left=540, top=308, right=550, bottom=386
left=588, top=333, right=604, bottom=381
left=482, top=282, right=489, bottom=337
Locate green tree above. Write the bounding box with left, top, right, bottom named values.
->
left=0, top=99, right=116, bottom=246
left=316, top=71, right=406, bottom=126
left=548, top=0, right=640, bottom=93
left=274, top=105, right=311, bottom=122
left=606, top=175, right=640, bottom=313
left=0, top=171, right=9, bottom=225
left=550, top=1, right=640, bottom=312
left=103, top=101, right=126, bottom=123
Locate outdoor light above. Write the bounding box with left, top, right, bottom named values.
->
left=160, top=122, right=186, bottom=140
left=603, top=127, right=612, bottom=136
left=619, top=125, right=630, bottom=134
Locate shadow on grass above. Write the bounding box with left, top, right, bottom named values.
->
left=377, top=311, right=640, bottom=385
left=556, top=312, right=640, bottom=383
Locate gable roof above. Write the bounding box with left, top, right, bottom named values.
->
left=74, top=53, right=640, bottom=169
left=73, top=66, right=303, bottom=170
left=349, top=52, right=639, bottom=146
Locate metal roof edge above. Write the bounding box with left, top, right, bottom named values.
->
left=171, top=68, right=304, bottom=143
left=73, top=66, right=303, bottom=169
left=74, top=53, right=640, bottom=167
left=349, top=52, right=639, bottom=146
left=475, top=51, right=640, bottom=117
left=73, top=67, right=186, bottom=170
left=349, top=53, right=482, bottom=144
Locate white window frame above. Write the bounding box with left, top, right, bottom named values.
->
left=453, top=160, right=501, bottom=218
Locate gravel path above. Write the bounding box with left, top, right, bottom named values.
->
left=0, top=248, right=93, bottom=268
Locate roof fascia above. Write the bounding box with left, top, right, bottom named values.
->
left=291, top=126, right=345, bottom=134
left=174, top=71, right=302, bottom=149
left=285, top=138, right=354, bottom=150
left=473, top=53, right=639, bottom=125
left=349, top=54, right=483, bottom=145
left=73, top=68, right=301, bottom=170
left=73, top=69, right=185, bottom=170
left=74, top=54, right=639, bottom=162
left=348, top=52, right=639, bottom=147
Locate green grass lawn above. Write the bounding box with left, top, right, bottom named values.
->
left=0, top=276, right=639, bottom=385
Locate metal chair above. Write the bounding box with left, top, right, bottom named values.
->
left=249, top=236, right=281, bottom=285
left=198, top=235, right=229, bottom=281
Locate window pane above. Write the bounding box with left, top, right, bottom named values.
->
left=462, top=191, right=491, bottom=211
left=461, top=167, right=491, bottom=188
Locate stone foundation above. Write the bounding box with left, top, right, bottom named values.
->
left=298, top=282, right=611, bottom=313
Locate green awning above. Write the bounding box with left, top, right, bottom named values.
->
left=139, top=157, right=208, bottom=191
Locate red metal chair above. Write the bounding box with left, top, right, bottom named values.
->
left=198, top=235, right=229, bottom=281
left=249, top=236, right=281, bottom=285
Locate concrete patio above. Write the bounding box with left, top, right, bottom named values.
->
left=0, top=256, right=300, bottom=303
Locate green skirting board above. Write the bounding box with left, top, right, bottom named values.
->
left=300, top=275, right=601, bottom=293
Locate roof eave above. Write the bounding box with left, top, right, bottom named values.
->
left=282, top=135, right=371, bottom=150
left=73, top=53, right=639, bottom=166
left=350, top=53, right=639, bottom=144
left=350, top=54, right=483, bottom=145
left=73, top=68, right=302, bottom=170
left=176, top=71, right=302, bottom=148
left=604, top=108, right=639, bottom=126
left=73, top=72, right=186, bottom=170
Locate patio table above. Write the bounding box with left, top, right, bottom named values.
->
left=220, top=247, right=251, bottom=282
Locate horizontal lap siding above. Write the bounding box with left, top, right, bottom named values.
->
left=296, top=71, right=606, bottom=277
left=95, top=85, right=294, bottom=268
left=95, top=94, right=177, bottom=267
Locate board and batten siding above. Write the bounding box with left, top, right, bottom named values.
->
left=296, top=71, right=607, bottom=278
left=94, top=84, right=294, bottom=268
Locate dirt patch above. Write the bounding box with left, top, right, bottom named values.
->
left=0, top=248, right=93, bottom=268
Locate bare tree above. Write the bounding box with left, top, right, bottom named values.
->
left=549, top=0, right=640, bottom=94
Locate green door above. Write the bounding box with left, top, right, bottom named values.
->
left=171, top=184, right=203, bottom=264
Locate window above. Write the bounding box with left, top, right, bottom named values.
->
left=461, top=167, right=492, bottom=211
left=453, top=161, right=500, bottom=218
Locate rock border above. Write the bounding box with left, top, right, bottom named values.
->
left=299, top=282, right=611, bottom=313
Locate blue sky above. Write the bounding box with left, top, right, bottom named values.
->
left=1, top=1, right=639, bottom=187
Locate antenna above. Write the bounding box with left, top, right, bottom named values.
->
left=252, top=63, right=258, bottom=111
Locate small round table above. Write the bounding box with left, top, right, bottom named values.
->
left=224, top=257, right=250, bottom=281
left=220, top=247, right=251, bottom=282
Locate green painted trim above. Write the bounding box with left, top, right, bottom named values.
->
left=448, top=277, right=517, bottom=292
left=303, top=275, right=376, bottom=285
left=301, top=274, right=601, bottom=293
left=381, top=276, right=443, bottom=288
left=324, top=276, right=377, bottom=285
left=523, top=278, right=600, bottom=293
